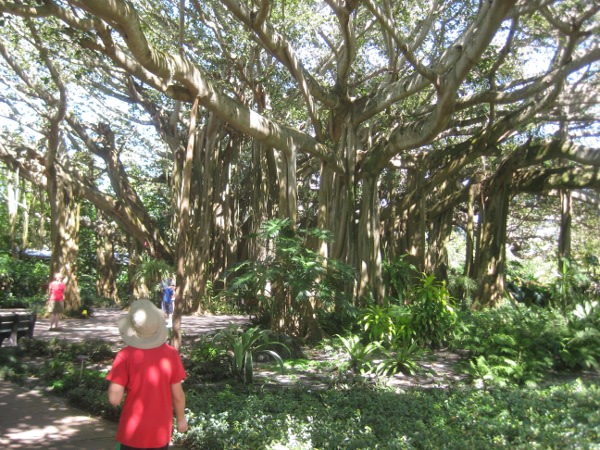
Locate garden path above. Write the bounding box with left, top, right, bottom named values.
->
left=0, top=308, right=251, bottom=450
left=32, top=307, right=251, bottom=347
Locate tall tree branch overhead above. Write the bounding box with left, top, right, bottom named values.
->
left=0, top=0, right=598, bottom=310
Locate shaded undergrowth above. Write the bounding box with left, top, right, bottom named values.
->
left=1, top=335, right=599, bottom=449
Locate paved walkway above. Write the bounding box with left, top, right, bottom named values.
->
left=0, top=308, right=250, bottom=449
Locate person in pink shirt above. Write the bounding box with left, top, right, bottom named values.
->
left=47, top=272, right=66, bottom=331
left=107, top=299, right=188, bottom=450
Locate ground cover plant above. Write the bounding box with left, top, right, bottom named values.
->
left=451, top=302, right=600, bottom=387
left=1, top=303, right=599, bottom=450
left=177, top=380, right=600, bottom=449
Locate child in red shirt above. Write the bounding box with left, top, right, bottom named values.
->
left=107, top=299, right=188, bottom=450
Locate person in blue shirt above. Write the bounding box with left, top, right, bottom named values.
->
left=161, top=280, right=175, bottom=328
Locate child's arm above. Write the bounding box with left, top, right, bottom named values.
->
left=108, top=382, right=125, bottom=407
left=171, top=382, right=188, bottom=433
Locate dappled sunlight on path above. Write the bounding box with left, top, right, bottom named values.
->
left=0, top=381, right=118, bottom=449
left=0, top=308, right=249, bottom=449
left=33, top=307, right=251, bottom=346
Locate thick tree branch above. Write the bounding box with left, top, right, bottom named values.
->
left=0, top=0, right=342, bottom=172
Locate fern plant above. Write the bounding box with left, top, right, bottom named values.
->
left=382, top=254, right=416, bottom=303
left=560, top=301, right=600, bottom=371
left=224, top=219, right=355, bottom=335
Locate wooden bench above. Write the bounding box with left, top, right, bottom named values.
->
left=0, top=311, right=37, bottom=347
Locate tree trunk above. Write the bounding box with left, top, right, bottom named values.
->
left=48, top=182, right=82, bottom=312
left=20, top=183, right=29, bottom=252
left=45, top=74, right=81, bottom=311
left=95, top=210, right=119, bottom=304
left=357, top=175, right=384, bottom=304
left=188, top=112, right=224, bottom=314
left=473, top=180, right=511, bottom=309
left=275, top=147, right=298, bottom=223
left=426, top=178, right=457, bottom=280
left=464, top=184, right=476, bottom=278
left=172, top=97, right=199, bottom=349
left=558, top=189, right=572, bottom=263
left=127, top=235, right=150, bottom=301
left=404, top=164, right=427, bottom=275
left=426, top=208, right=453, bottom=282
left=7, top=167, right=20, bottom=258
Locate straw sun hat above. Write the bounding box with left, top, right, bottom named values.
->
left=118, top=299, right=168, bottom=349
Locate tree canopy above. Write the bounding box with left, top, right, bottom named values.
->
left=0, top=0, right=599, bottom=341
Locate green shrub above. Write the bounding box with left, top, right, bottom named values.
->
left=187, top=334, right=231, bottom=382
left=559, top=300, right=600, bottom=371
left=453, top=301, right=600, bottom=386
left=359, top=303, right=396, bottom=345
left=0, top=347, right=30, bottom=382
left=382, top=254, right=416, bottom=303
left=452, top=306, right=570, bottom=386
left=223, top=219, right=355, bottom=336
left=212, top=325, right=288, bottom=384
left=359, top=301, right=413, bottom=347
left=375, top=341, right=422, bottom=377
left=57, top=370, right=119, bottom=421
left=335, top=334, right=380, bottom=375
left=409, top=273, right=456, bottom=349
left=552, top=257, right=593, bottom=313
left=0, top=254, right=49, bottom=305
left=447, top=272, right=477, bottom=309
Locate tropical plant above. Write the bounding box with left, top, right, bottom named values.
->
left=225, top=219, right=354, bottom=339
left=552, top=257, right=590, bottom=314
left=452, top=306, right=570, bottom=386
left=212, top=325, right=288, bottom=384
left=133, top=256, right=174, bottom=287
left=382, top=254, right=416, bottom=303
left=359, top=302, right=413, bottom=348
left=0, top=254, right=49, bottom=305
left=375, top=341, right=422, bottom=377
left=133, top=256, right=174, bottom=303
left=409, top=273, right=456, bottom=348
left=466, top=335, right=529, bottom=388
left=335, top=334, right=380, bottom=375
left=559, top=301, right=600, bottom=371
left=447, top=272, right=478, bottom=309
left=359, top=303, right=395, bottom=345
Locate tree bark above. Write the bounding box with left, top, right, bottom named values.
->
left=95, top=211, right=119, bottom=304
left=357, top=175, right=384, bottom=303
left=464, top=184, right=476, bottom=278
left=558, top=189, right=572, bottom=264
left=426, top=181, right=454, bottom=282
left=6, top=167, right=20, bottom=258
left=473, top=179, right=511, bottom=309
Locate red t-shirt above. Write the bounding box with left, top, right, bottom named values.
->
left=48, top=281, right=65, bottom=301
left=106, top=344, right=186, bottom=448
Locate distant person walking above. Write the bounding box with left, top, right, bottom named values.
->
left=107, top=299, right=188, bottom=450
left=162, top=281, right=175, bottom=328
left=47, top=273, right=65, bottom=331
